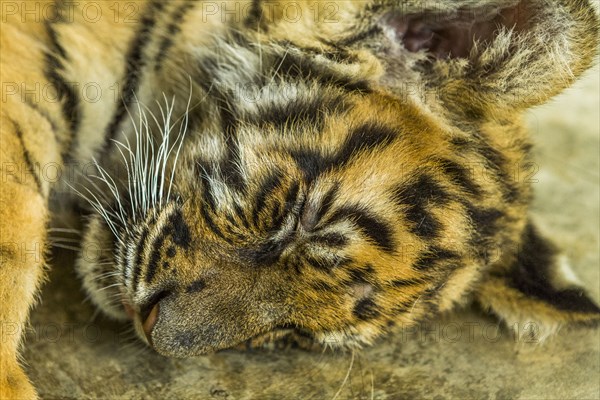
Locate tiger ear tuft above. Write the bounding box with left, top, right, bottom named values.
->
left=474, top=223, right=600, bottom=341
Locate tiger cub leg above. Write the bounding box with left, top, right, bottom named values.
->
left=0, top=131, right=50, bottom=399
left=475, top=222, right=600, bottom=340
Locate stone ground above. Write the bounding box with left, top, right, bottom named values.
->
left=22, top=67, right=599, bottom=399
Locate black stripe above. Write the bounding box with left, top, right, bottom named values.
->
left=169, top=209, right=191, bottom=249
left=271, top=49, right=371, bottom=93
left=419, top=284, right=445, bottom=313
left=145, top=226, right=169, bottom=284
left=217, top=89, right=246, bottom=192
left=249, top=93, right=348, bottom=132
left=44, top=22, right=80, bottom=161
left=395, top=199, right=442, bottom=238
left=102, top=0, right=164, bottom=158
left=253, top=172, right=283, bottom=226
left=303, top=253, right=337, bottom=272
left=452, top=131, right=519, bottom=202
left=477, top=141, right=506, bottom=175
left=45, top=20, right=67, bottom=57
left=154, top=1, right=196, bottom=72
left=132, top=226, right=151, bottom=289
left=244, top=0, right=265, bottom=28
left=270, top=181, right=300, bottom=232
left=392, top=296, right=420, bottom=315
left=466, top=204, right=503, bottom=238
left=166, top=246, right=176, bottom=258
left=24, top=99, right=59, bottom=133
left=291, top=123, right=397, bottom=183
left=186, top=279, right=207, bottom=294
left=392, top=175, right=449, bottom=239
left=476, top=140, right=519, bottom=202
left=347, top=266, right=373, bottom=285
left=285, top=256, right=302, bottom=274
left=138, top=210, right=190, bottom=286
left=291, top=149, right=326, bottom=183
left=521, top=141, right=533, bottom=154
left=194, top=53, right=246, bottom=191
left=449, top=136, right=472, bottom=148
left=463, top=202, right=504, bottom=257
left=311, top=280, right=334, bottom=292
left=220, top=148, right=246, bottom=193
left=12, top=121, right=43, bottom=194
left=283, top=181, right=300, bottom=216
left=437, top=158, right=482, bottom=197
left=329, top=206, right=395, bottom=253
left=510, top=223, right=600, bottom=314
left=309, top=232, right=348, bottom=248
left=331, top=122, right=397, bottom=167
left=240, top=238, right=289, bottom=266
left=412, top=247, right=460, bottom=271
left=233, top=201, right=251, bottom=229
left=196, top=161, right=217, bottom=211
left=314, top=184, right=339, bottom=223
left=332, top=255, right=352, bottom=269
left=224, top=214, right=242, bottom=237
left=220, top=146, right=246, bottom=192
left=353, top=298, right=380, bottom=320
left=200, top=206, right=229, bottom=242
left=269, top=201, right=283, bottom=229
left=397, top=174, right=451, bottom=206
left=391, top=277, right=428, bottom=287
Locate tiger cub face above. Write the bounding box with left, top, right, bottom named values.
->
left=76, top=0, right=600, bottom=357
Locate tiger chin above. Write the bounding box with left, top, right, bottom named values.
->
left=1, top=0, right=599, bottom=397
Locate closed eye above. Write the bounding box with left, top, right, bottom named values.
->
left=307, top=232, right=349, bottom=248
left=298, top=183, right=339, bottom=232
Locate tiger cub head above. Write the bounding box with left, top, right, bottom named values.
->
left=77, top=0, right=600, bottom=357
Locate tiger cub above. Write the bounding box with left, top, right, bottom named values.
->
left=1, top=0, right=599, bottom=397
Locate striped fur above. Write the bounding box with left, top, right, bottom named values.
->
left=1, top=0, right=599, bottom=396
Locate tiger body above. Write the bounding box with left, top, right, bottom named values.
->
left=1, top=0, right=599, bottom=397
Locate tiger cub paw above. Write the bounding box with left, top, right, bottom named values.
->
left=0, top=361, right=37, bottom=400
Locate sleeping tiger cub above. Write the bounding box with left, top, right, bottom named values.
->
left=1, top=0, right=599, bottom=397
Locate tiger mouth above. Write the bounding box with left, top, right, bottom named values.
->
left=228, top=328, right=298, bottom=351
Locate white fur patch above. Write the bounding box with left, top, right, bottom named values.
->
left=555, top=255, right=582, bottom=287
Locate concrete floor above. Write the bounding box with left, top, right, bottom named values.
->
left=23, top=68, right=600, bottom=399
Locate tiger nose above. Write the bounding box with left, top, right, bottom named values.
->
left=140, top=290, right=169, bottom=343
left=142, top=303, right=160, bottom=343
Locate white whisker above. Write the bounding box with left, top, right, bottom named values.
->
left=47, top=228, right=81, bottom=234
left=332, top=350, right=355, bottom=400
left=50, top=244, right=81, bottom=251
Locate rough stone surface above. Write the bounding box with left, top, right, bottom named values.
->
left=24, top=68, right=599, bottom=399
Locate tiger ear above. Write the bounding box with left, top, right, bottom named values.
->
left=353, top=0, right=599, bottom=113
left=474, top=223, right=600, bottom=341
